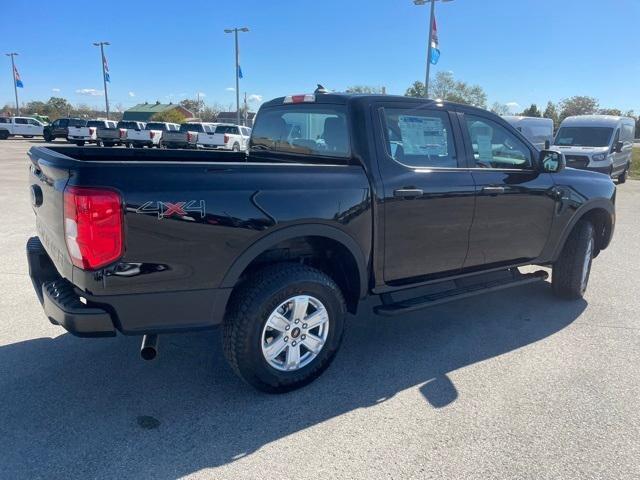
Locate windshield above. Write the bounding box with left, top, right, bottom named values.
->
left=87, top=121, right=105, bottom=128
left=554, top=127, right=613, bottom=147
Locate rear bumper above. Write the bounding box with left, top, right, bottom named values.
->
left=27, top=237, right=116, bottom=337
left=27, top=236, right=231, bottom=337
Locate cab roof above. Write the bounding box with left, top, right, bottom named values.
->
left=261, top=92, right=492, bottom=116
left=560, top=115, right=635, bottom=127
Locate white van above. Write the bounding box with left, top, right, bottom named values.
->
left=502, top=116, right=554, bottom=150
left=553, top=115, right=636, bottom=183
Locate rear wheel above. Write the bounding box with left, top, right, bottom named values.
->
left=0, top=130, right=9, bottom=140
left=96, top=139, right=104, bottom=147
left=552, top=220, right=595, bottom=300
left=126, top=142, right=133, bottom=148
left=75, top=141, right=85, bottom=146
left=22, top=135, right=34, bottom=138
left=43, top=132, right=53, bottom=142
left=223, top=263, right=346, bottom=393
left=232, top=143, right=240, bottom=152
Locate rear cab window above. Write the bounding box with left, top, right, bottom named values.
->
left=146, top=122, right=168, bottom=131
left=180, top=123, right=204, bottom=133
left=250, top=104, right=350, bottom=158
left=68, top=119, right=87, bottom=127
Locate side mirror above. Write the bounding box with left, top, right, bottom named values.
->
left=540, top=149, right=565, bottom=173
left=614, top=141, right=624, bottom=153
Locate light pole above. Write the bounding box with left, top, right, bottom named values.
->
left=5, top=52, right=20, bottom=115
left=414, top=0, right=453, bottom=98
left=93, top=41, right=110, bottom=119
left=224, top=27, right=249, bottom=125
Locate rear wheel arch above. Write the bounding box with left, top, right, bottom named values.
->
left=220, top=225, right=369, bottom=313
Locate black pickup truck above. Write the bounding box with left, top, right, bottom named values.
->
left=27, top=93, right=616, bottom=392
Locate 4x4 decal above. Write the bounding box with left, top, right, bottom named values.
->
left=136, top=200, right=206, bottom=219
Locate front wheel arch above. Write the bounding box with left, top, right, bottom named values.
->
left=551, top=203, right=614, bottom=262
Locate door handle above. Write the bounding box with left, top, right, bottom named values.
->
left=481, top=186, right=506, bottom=195
left=393, top=188, right=424, bottom=199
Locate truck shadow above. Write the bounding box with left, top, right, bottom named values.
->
left=0, top=282, right=585, bottom=478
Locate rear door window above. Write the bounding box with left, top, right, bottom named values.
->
left=68, top=119, right=87, bottom=127
left=14, top=118, right=28, bottom=124
left=251, top=105, right=350, bottom=158
left=381, top=107, right=457, bottom=168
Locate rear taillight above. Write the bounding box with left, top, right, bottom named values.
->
left=119, top=129, right=125, bottom=138
left=187, top=132, right=192, bottom=142
left=150, top=131, right=155, bottom=139
left=89, top=127, right=96, bottom=135
left=224, top=134, right=229, bottom=144
left=63, top=186, right=123, bottom=270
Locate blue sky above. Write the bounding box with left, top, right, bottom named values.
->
left=3, top=0, right=639, bottom=113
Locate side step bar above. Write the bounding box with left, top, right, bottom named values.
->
left=375, top=269, right=548, bottom=317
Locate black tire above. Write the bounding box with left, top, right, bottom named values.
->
left=232, top=143, right=240, bottom=152
left=126, top=142, right=134, bottom=148
left=96, top=139, right=104, bottom=147
left=43, top=132, right=53, bottom=142
left=552, top=220, right=595, bottom=300
left=75, top=141, right=85, bottom=146
left=618, top=164, right=628, bottom=184
left=22, top=135, right=34, bottom=138
left=0, top=130, right=9, bottom=140
left=223, top=263, right=346, bottom=393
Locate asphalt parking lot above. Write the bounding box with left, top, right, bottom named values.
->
left=1, top=138, right=639, bottom=479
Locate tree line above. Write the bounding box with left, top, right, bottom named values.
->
left=403, top=72, right=638, bottom=131
left=350, top=72, right=639, bottom=131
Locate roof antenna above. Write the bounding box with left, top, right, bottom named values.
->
left=314, top=84, right=329, bottom=94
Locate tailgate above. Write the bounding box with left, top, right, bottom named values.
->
left=164, top=131, right=187, bottom=142
left=206, top=133, right=225, bottom=146
left=97, top=128, right=119, bottom=139
left=68, top=126, right=89, bottom=137
left=197, top=132, right=218, bottom=145
left=28, top=150, right=73, bottom=280
left=127, top=129, right=148, bottom=140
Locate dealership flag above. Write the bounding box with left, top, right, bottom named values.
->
left=103, top=52, right=110, bottom=82
left=430, top=16, right=440, bottom=65
left=14, top=65, right=23, bottom=88
left=238, top=65, right=243, bottom=79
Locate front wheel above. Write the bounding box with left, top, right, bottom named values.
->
left=618, top=164, right=629, bottom=184
left=552, top=220, right=595, bottom=300
left=43, top=132, right=53, bottom=142
left=223, top=264, right=346, bottom=393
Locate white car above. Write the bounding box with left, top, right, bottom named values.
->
left=145, top=122, right=181, bottom=148
left=117, top=121, right=151, bottom=148
left=0, top=116, right=45, bottom=139
left=196, top=124, right=250, bottom=151
left=67, top=121, right=97, bottom=146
